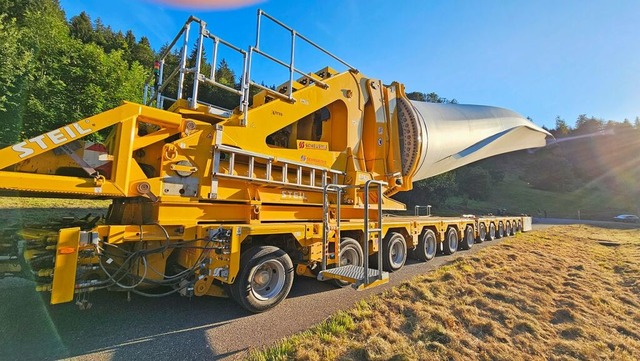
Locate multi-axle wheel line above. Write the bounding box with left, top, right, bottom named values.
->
left=179, top=217, right=525, bottom=313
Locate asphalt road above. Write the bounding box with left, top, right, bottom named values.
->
left=0, top=221, right=635, bottom=361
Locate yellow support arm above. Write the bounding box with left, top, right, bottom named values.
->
left=51, top=227, right=81, bottom=304
left=0, top=102, right=187, bottom=198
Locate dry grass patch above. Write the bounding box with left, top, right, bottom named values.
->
left=248, top=225, right=640, bottom=360
left=0, top=197, right=109, bottom=225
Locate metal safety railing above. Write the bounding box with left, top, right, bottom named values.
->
left=143, top=16, right=249, bottom=119
left=247, top=10, right=357, bottom=103
left=362, top=180, right=386, bottom=285
left=143, top=10, right=357, bottom=126
left=321, top=184, right=346, bottom=272
left=319, top=180, right=388, bottom=288
left=414, top=205, right=432, bottom=216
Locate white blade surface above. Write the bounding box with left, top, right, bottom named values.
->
left=410, top=101, right=551, bottom=181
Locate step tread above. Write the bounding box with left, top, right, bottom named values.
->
left=319, top=265, right=388, bottom=283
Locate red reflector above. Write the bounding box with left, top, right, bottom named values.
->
left=58, top=247, right=76, bottom=254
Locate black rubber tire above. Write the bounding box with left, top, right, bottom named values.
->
left=517, top=220, right=522, bottom=233
left=414, top=229, right=437, bottom=261
left=230, top=246, right=294, bottom=313
left=505, top=221, right=512, bottom=237
left=476, top=223, right=487, bottom=243
left=382, top=232, right=407, bottom=272
left=460, top=225, right=475, bottom=250
left=511, top=221, right=517, bottom=235
left=332, top=237, right=364, bottom=287
left=488, top=223, right=496, bottom=241
left=497, top=222, right=505, bottom=239
left=443, top=228, right=459, bottom=255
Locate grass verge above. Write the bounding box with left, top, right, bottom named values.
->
left=248, top=225, right=640, bottom=360
left=442, top=169, right=637, bottom=221
left=0, top=197, right=109, bottom=225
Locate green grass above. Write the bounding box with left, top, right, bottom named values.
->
left=0, top=197, right=109, bottom=225
left=444, top=173, right=631, bottom=220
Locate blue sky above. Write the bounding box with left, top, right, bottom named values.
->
left=58, top=0, right=640, bottom=129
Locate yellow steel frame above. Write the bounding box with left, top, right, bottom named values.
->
left=0, top=103, right=185, bottom=197
left=0, top=63, right=531, bottom=304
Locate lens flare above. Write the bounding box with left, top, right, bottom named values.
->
left=148, top=0, right=263, bottom=9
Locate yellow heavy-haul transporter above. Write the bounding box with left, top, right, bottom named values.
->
left=0, top=12, right=549, bottom=312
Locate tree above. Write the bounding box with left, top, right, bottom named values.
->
left=0, top=0, right=74, bottom=143
left=0, top=15, right=30, bottom=112
left=406, top=91, right=457, bottom=104
left=406, top=92, right=426, bottom=102
left=574, top=114, right=603, bottom=135
left=456, top=166, right=491, bottom=200
left=0, top=14, right=31, bottom=143
left=213, top=59, right=240, bottom=109
left=523, top=154, right=575, bottom=192
left=426, top=92, right=442, bottom=103
left=215, top=59, right=235, bottom=86
left=124, top=30, right=136, bottom=49
left=0, top=0, right=42, bottom=26
left=69, top=11, right=93, bottom=43
left=394, top=171, right=457, bottom=208
left=553, top=116, right=570, bottom=137
left=129, top=36, right=155, bottom=69
left=0, top=0, right=149, bottom=145
left=604, top=119, right=634, bottom=136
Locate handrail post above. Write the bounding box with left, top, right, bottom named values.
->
left=335, top=187, right=342, bottom=267
left=321, top=184, right=330, bottom=272
left=362, top=179, right=386, bottom=284
left=376, top=182, right=383, bottom=280
left=322, top=184, right=343, bottom=272
left=211, top=38, right=219, bottom=82
left=363, top=181, right=370, bottom=285
left=255, top=9, right=262, bottom=49
left=190, top=21, right=205, bottom=109
left=414, top=205, right=432, bottom=216
left=176, top=22, right=191, bottom=101
left=288, top=30, right=296, bottom=99
left=240, top=50, right=249, bottom=123
left=156, top=59, right=165, bottom=107
left=242, top=46, right=254, bottom=127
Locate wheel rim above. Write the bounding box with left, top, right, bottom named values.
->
left=479, top=224, right=486, bottom=241
left=426, top=236, right=436, bottom=257
left=466, top=228, right=474, bottom=246
left=250, top=259, right=286, bottom=301
left=389, top=238, right=406, bottom=267
left=506, top=222, right=511, bottom=236
left=490, top=224, right=496, bottom=239
left=341, top=246, right=361, bottom=266
left=449, top=231, right=458, bottom=250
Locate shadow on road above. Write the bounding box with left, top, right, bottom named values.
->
left=0, top=268, right=346, bottom=360
left=0, top=279, right=247, bottom=360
